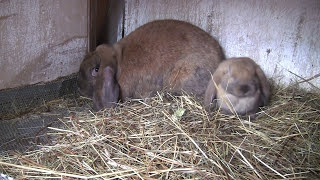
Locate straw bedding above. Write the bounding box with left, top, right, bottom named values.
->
left=0, top=85, right=319, bottom=179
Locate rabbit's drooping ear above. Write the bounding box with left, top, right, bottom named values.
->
left=93, top=66, right=120, bottom=111
left=204, top=63, right=228, bottom=108
left=113, top=43, right=124, bottom=76
left=255, top=65, right=270, bottom=106
left=114, top=43, right=123, bottom=60
left=204, top=78, right=217, bottom=108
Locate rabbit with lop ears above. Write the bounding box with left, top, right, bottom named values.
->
left=78, top=19, right=224, bottom=111
left=77, top=45, right=115, bottom=98
left=204, top=57, right=270, bottom=116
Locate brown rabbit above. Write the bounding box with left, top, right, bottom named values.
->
left=78, top=19, right=224, bottom=111
left=204, top=57, right=270, bottom=116
left=77, top=45, right=114, bottom=98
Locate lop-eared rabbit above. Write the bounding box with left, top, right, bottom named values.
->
left=204, top=57, right=270, bottom=116
left=78, top=20, right=224, bottom=111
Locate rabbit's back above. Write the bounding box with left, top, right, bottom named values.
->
left=117, top=20, right=224, bottom=99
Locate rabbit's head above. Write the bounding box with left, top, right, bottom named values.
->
left=78, top=52, right=101, bottom=98
left=204, top=57, right=270, bottom=115
left=78, top=44, right=119, bottom=98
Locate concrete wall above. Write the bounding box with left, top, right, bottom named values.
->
left=0, top=0, right=87, bottom=90
left=124, top=0, right=320, bottom=89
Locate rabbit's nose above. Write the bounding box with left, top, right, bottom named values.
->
left=240, top=85, right=249, bottom=94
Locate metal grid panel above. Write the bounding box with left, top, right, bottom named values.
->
left=0, top=75, right=78, bottom=120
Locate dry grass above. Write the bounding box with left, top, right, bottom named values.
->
left=0, top=85, right=319, bottom=179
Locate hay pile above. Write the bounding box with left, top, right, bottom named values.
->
left=0, top=85, right=319, bottom=179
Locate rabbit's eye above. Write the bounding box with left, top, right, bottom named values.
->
left=240, top=85, right=250, bottom=94
left=91, top=66, right=99, bottom=77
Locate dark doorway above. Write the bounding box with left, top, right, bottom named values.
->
left=88, top=0, right=125, bottom=51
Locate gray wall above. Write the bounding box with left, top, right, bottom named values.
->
left=0, top=0, right=87, bottom=90
left=1, top=0, right=319, bottom=91
left=124, top=0, right=320, bottom=89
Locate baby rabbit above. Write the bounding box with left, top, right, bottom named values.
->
left=204, top=57, right=270, bottom=116
left=78, top=19, right=224, bottom=111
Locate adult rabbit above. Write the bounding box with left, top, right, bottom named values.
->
left=78, top=20, right=224, bottom=111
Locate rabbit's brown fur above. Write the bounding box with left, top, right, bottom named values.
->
left=78, top=19, right=224, bottom=111
left=204, top=57, right=270, bottom=115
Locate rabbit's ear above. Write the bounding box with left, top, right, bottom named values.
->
left=204, top=62, right=228, bottom=108
left=114, top=43, right=123, bottom=60
left=113, top=43, right=124, bottom=77
left=95, top=44, right=109, bottom=51
left=93, top=66, right=120, bottom=111
left=255, top=65, right=270, bottom=105
left=204, top=78, right=217, bottom=108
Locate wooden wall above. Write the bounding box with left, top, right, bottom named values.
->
left=0, top=0, right=318, bottom=91
left=124, top=0, right=320, bottom=89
